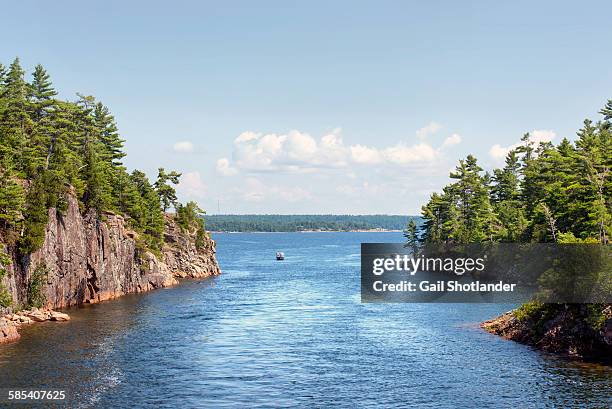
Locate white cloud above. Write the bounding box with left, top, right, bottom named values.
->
left=383, top=142, right=438, bottom=165
left=230, top=129, right=348, bottom=172
left=220, top=125, right=462, bottom=173
left=489, top=129, right=556, bottom=160
left=318, top=129, right=348, bottom=166
left=416, top=122, right=442, bottom=139
left=350, top=144, right=382, bottom=164
left=489, top=144, right=511, bottom=160
left=173, top=141, right=194, bottom=153
left=177, top=171, right=206, bottom=198
left=216, top=158, right=238, bottom=176
left=441, top=133, right=462, bottom=149
left=350, top=142, right=439, bottom=166
left=285, top=130, right=317, bottom=161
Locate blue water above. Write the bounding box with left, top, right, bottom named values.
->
left=0, top=232, right=610, bottom=408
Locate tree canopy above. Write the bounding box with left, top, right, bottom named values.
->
left=0, top=58, right=202, bottom=255
left=418, top=103, right=611, bottom=245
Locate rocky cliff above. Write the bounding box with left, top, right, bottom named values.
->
left=482, top=304, right=612, bottom=363
left=0, top=194, right=220, bottom=332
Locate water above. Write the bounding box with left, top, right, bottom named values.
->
left=0, top=232, right=610, bottom=408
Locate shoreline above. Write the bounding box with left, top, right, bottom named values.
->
left=481, top=306, right=612, bottom=365
left=209, top=230, right=403, bottom=233
left=0, top=274, right=220, bottom=345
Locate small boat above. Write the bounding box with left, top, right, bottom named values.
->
left=276, top=251, right=285, bottom=261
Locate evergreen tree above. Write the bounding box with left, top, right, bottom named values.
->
left=130, top=170, right=165, bottom=250
left=0, top=58, right=33, bottom=175
left=448, top=155, right=496, bottom=242
left=19, top=177, right=50, bottom=255
left=491, top=151, right=526, bottom=241
left=0, top=165, right=24, bottom=230
left=600, top=99, right=612, bottom=122
left=403, top=219, right=420, bottom=254
left=28, top=64, right=57, bottom=121
left=154, top=168, right=181, bottom=212
left=421, top=100, right=612, bottom=246
left=93, top=102, right=125, bottom=166
left=0, top=57, right=208, bottom=257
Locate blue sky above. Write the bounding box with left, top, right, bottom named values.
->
left=2, top=1, right=611, bottom=214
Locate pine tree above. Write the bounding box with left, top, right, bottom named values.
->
left=93, top=102, right=125, bottom=166
left=600, top=99, right=612, bottom=122
left=448, top=155, right=496, bottom=242
left=403, top=219, right=419, bottom=254
left=19, top=177, right=50, bottom=255
left=154, top=168, right=181, bottom=212
left=28, top=64, right=57, bottom=121
left=0, top=57, right=201, bottom=258
left=0, top=63, right=6, bottom=92
left=0, top=164, right=25, bottom=230
left=421, top=101, right=612, bottom=246
left=74, top=95, right=112, bottom=213
left=130, top=170, right=165, bottom=250
left=0, top=58, right=33, bottom=175
left=491, top=151, right=526, bottom=241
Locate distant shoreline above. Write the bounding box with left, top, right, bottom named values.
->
left=209, top=230, right=403, bottom=233
left=204, top=215, right=418, bottom=233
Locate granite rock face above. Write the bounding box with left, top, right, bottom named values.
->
left=482, top=304, right=612, bottom=363
left=162, top=214, right=221, bottom=279
left=0, top=318, right=20, bottom=344
left=0, top=194, right=220, bottom=314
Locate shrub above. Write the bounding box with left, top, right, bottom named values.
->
left=0, top=251, right=13, bottom=308
left=585, top=304, right=607, bottom=331
left=514, top=301, right=544, bottom=322
left=27, top=263, right=48, bottom=309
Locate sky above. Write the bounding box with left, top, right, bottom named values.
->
left=2, top=1, right=611, bottom=214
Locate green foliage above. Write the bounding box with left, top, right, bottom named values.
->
left=420, top=102, right=611, bottom=245
left=419, top=101, right=612, bottom=328
left=403, top=219, right=420, bottom=254
left=205, top=215, right=416, bottom=232
left=129, top=170, right=165, bottom=252
left=154, top=168, right=181, bottom=212
left=0, top=164, right=25, bottom=229
left=0, top=57, right=212, bottom=258
left=176, top=201, right=208, bottom=249
left=27, top=263, right=48, bottom=309
left=514, top=301, right=544, bottom=322
left=195, top=225, right=207, bottom=250
left=176, top=201, right=204, bottom=231
left=19, top=177, right=50, bottom=255
left=0, top=251, right=13, bottom=308
left=585, top=304, right=607, bottom=331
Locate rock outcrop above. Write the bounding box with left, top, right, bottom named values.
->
left=482, top=304, right=612, bottom=363
left=0, top=194, right=220, bottom=343
left=0, top=318, right=20, bottom=344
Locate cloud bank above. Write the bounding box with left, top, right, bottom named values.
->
left=216, top=126, right=462, bottom=175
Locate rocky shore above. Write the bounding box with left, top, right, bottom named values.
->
left=482, top=304, right=612, bottom=363
left=0, top=195, right=220, bottom=345
left=0, top=308, right=70, bottom=344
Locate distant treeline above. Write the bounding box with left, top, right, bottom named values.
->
left=205, top=215, right=419, bottom=232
